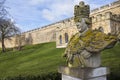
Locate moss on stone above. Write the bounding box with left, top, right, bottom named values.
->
left=64, top=28, right=118, bottom=67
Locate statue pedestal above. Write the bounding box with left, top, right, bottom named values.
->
left=58, top=66, right=109, bottom=80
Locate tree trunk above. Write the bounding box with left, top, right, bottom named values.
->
left=2, top=36, right=5, bottom=52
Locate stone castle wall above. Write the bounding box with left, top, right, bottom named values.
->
left=92, top=12, right=120, bottom=34
left=90, top=0, right=120, bottom=16
left=91, top=0, right=120, bottom=34
left=56, top=18, right=78, bottom=48
left=1, top=22, right=57, bottom=48
left=57, top=0, right=120, bottom=48
left=1, top=0, right=120, bottom=48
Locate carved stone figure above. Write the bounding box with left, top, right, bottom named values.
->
left=63, top=1, right=120, bottom=68
left=74, top=1, right=90, bottom=24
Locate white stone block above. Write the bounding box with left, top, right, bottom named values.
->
left=62, top=74, right=82, bottom=80
left=62, top=74, right=107, bottom=80
left=88, top=76, right=106, bottom=80
left=87, top=67, right=109, bottom=78
left=59, top=66, right=109, bottom=80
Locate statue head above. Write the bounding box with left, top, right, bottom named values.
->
left=76, top=18, right=89, bottom=33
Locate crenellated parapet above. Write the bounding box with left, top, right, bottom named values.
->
left=111, top=0, right=120, bottom=6
left=91, top=0, right=120, bottom=14
left=92, top=12, right=120, bottom=23
left=91, top=11, right=120, bottom=34
left=22, top=17, right=74, bottom=34
left=110, top=13, right=120, bottom=21
left=1, top=0, right=120, bottom=48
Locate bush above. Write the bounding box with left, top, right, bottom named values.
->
left=0, top=72, right=61, bottom=80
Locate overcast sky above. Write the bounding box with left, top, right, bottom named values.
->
left=5, top=0, right=116, bottom=32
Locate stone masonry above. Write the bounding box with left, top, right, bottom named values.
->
left=0, top=0, right=120, bottom=48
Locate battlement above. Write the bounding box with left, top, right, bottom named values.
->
left=91, top=0, right=120, bottom=13
left=22, top=17, right=73, bottom=34
left=22, top=1, right=120, bottom=34
left=92, top=12, right=120, bottom=23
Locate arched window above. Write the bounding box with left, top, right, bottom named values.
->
left=118, top=26, right=120, bottom=33
left=99, top=27, right=104, bottom=32
left=65, top=33, right=69, bottom=43
left=59, top=35, right=62, bottom=44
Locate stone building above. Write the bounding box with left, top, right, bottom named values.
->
left=57, top=0, right=120, bottom=48
left=0, top=0, right=120, bottom=48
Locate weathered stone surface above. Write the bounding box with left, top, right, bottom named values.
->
left=58, top=66, right=109, bottom=80
left=62, top=0, right=120, bottom=68
left=64, top=27, right=118, bottom=67
left=59, top=1, right=120, bottom=80
left=62, top=74, right=107, bottom=80
left=74, top=1, right=90, bottom=23
left=86, top=67, right=109, bottom=78
left=62, top=74, right=82, bottom=80
left=66, top=51, right=101, bottom=68
left=82, top=52, right=101, bottom=67
left=88, top=76, right=106, bottom=80
left=58, top=66, right=84, bottom=79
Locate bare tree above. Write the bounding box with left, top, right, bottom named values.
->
left=0, top=0, right=7, bottom=18
left=0, top=0, right=20, bottom=52
left=0, top=19, right=20, bottom=52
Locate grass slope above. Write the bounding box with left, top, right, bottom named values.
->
left=101, top=42, right=120, bottom=79
left=0, top=42, right=119, bottom=79
left=0, top=42, right=65, bottom=78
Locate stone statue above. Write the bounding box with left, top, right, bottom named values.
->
left=63, top=1, right=120, bottom=68
left=74, top=1, right=90, bottom=24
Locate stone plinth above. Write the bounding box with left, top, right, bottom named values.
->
left=62, top=75, right=81, bottom=80
left=58, top=66, right=109, bottom=80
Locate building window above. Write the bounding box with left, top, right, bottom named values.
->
left=59, top=35, right=62, bottom=44
left=99, top=27, right=104, bottom=32
left=65, top=33, right=69, bottom=43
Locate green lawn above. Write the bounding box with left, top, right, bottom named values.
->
left=101, top=42, right=120, bottom=79
left=0, top=42, right=119, bottom=79
left=0, top=42, right=65, bottom=78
